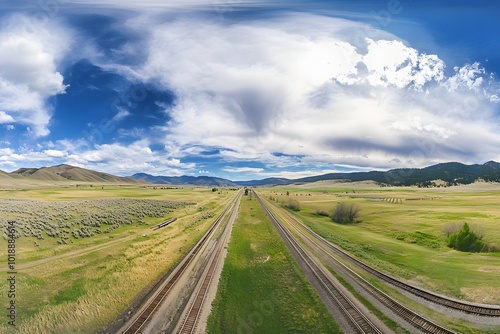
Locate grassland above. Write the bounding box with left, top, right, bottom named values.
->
left=259, top=185, right=500, bottom=308
left=0, top=185, right=235, bottom=334
left=206, top=195, right=341, bottom=334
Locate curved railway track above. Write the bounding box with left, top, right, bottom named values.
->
left=278, top=204, right=500, bottom=317
left=177, top=192, right=241, bottom=334
left=255, top=192, right=383, bottom=334
left=122, top=193, right=241, bottom=334
left=263, top=196, right=457, bottom=334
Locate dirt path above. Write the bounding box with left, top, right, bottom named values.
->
left=0, top=234, right=136, bottom=272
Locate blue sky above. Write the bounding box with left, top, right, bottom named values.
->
left=0, top=0, right=499, bottom=180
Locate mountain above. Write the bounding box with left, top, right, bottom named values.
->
left=234, top=161, right=500, bottom=187
left=234, top=177, right=291, bottom=187
left=9, top=164, right=142, bottom=184
left=131, top=173, right=238, bottom=187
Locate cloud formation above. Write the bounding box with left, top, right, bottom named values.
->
left=0, top=14, right=70, bottom=136
left=125, top=13, right=500, bottom=173
left=1, top=8, right=500, bottom=178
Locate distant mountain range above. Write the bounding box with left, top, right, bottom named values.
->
left=131, top=173, right=238, bottom=187
left=131, top=161, right=500, bottom=187
left=2, top=161, right=500, bottom=187
left=1, top=164, right=141, bottom=184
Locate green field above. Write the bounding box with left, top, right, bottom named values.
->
left=207, top=195, right=341, bottom=334
left=260, top=186, right=500, bottom=308
left=0, top=186, right=234, bottom=334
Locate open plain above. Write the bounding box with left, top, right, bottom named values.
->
left=1, top=182, right=500, bottom=333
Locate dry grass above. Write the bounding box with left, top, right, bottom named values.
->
left=0, top=186, right=235, bottom=333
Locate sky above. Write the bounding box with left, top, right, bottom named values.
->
left=0, top=0, right=499, bottom=180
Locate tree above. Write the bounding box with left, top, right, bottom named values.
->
left=447, top=222, right=484, bottom=252
left=331, top=202, right=360, bottom=224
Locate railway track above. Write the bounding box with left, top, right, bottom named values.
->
left=121, top=193, right=241, bottom=334
left=264, top=198, right=457, bottom=334
left=255, top=192, right=383, bottom=334
left=176, top=192, right=241, bottom=334
left=278, top=205, right=500, bottom=317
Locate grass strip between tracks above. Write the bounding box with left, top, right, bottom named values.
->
left=206, top=195, right=341, bottom=334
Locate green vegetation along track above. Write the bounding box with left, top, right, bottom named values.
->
left=255, top=191, right=384, bottom=334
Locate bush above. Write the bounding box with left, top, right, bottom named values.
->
left=331, top=202, right=360, bottom=224
left=447, top=222, right=484, bottom=252
left=284, top=199, right=301, bottom=211
left=316, top=210, right=330, bottom=217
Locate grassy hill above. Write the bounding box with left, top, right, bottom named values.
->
left=3, top=164, right=143, bottom=186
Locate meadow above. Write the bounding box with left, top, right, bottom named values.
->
left=259, top=184, right=500, bottom=309
left=0, top=185, right=234, bottom=334
left=206, top=194, right=341, bottom=334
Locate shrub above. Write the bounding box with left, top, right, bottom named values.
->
left=284, top=199, right=301, bottom=211
left=447, top=222, right=484, bottom=252
left=316, top=210, right=330, bottom=217
left=331, top=202, right=360, bottom=224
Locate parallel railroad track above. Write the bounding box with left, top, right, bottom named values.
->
left=177, top=192, right=241, bottom=334
left=255, top=192, right=383, bottom=334
left=266, top=198, right=457, bottom=334
left=280, top=206, right=500, bottom=317
left=122, top=194, right=241, bottom=334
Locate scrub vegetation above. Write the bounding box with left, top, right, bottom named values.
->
left=0, top=186, right=233, bottom=334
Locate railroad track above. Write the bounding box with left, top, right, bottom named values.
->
left=177, top=192, right=241, bottom=334
left=121, top=193, right=241, bottom=334
left=255, top=192, right=383, bottom=334
left=278, top=205, right=500, bottom=317
left=265, top=198, right=457, bottom=334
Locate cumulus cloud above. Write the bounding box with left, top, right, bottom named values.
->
left=126, top=13, right=499, bottom=171
left=44, top=149, right=67, bottom=158
left=0, top=111, right=15, bottom=123
left=362, top=39, right=445, bottom=89
left=0, top=14, right=71, bottom=136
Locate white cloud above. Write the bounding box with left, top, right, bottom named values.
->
left=112, top=108, right=132, bottom=122
left=44, top=149, right=66, bottom=158
left=0, top=14, right=71, bottom=136
left=222, top=167, right=265, bottom=173
left=445, top=62, right=485, bottom=92
left=363, top=39, right=445, bottom=89
left=64, top=140, right=196, bottom=175
left=0, top=111, right=15, bottom=123
left=0, top=148, right=14, bottom=155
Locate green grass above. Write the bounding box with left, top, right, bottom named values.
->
left=260, top=187, right=500, bottom=313
left=207, top=197, right=341, bottom=334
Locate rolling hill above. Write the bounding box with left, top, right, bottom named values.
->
left=8, top=164, right=142, bottom=184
